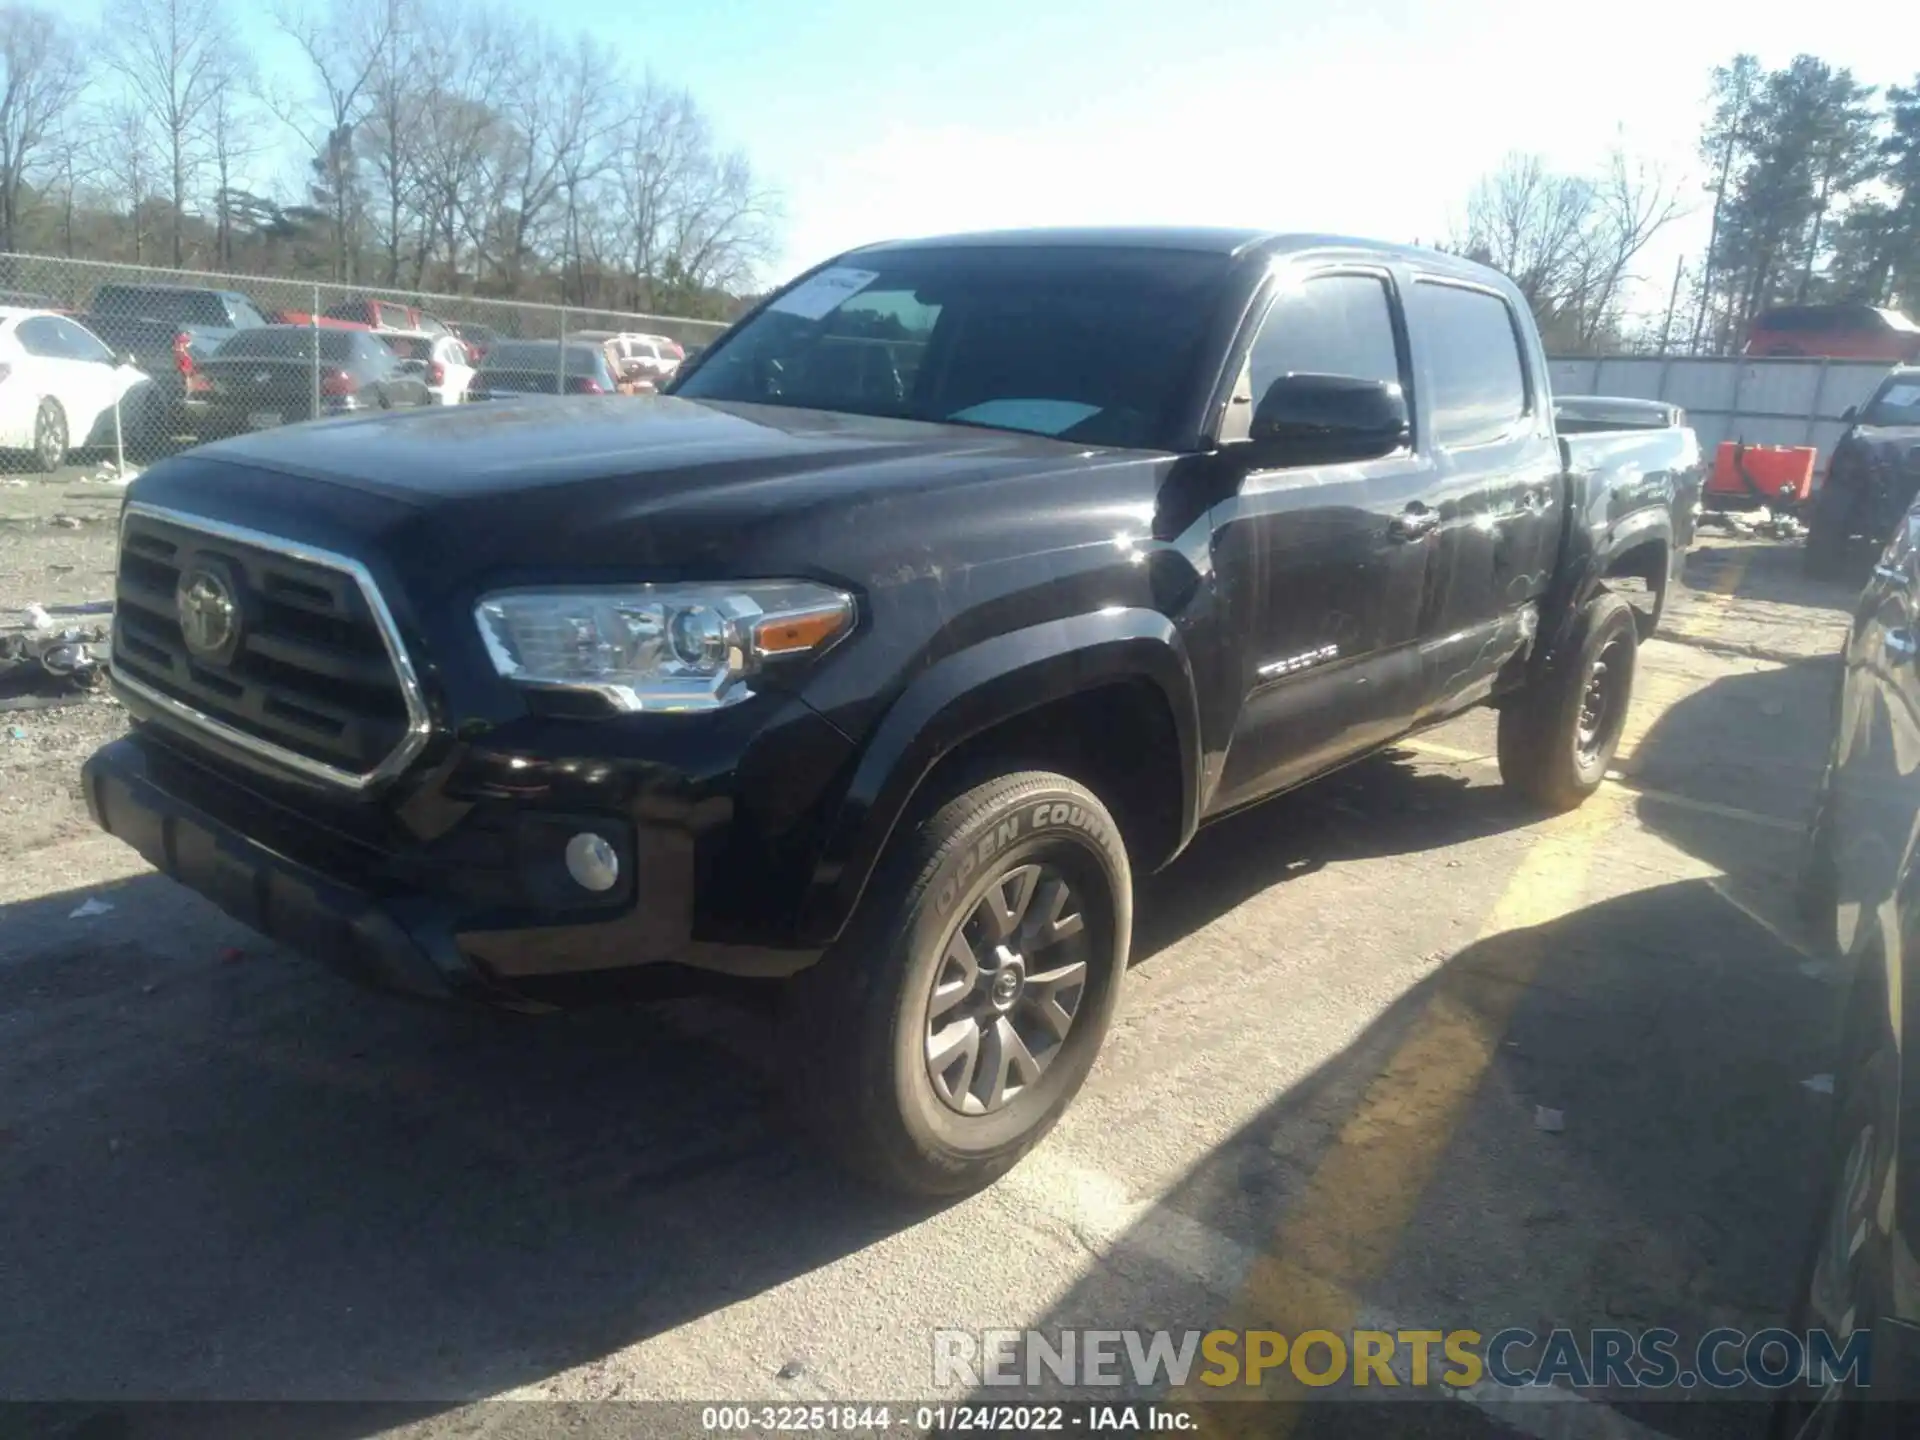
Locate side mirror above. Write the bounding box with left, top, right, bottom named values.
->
left=1840, top=405, right=1858, bottom=424
left=1244, top=373, right=1410, bottom=465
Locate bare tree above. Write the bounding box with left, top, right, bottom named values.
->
left=491, top=22, right=616, bottom=288
left=411, top=6, right=513, bottom=287
left=102, top=0, right=240, bottom=266
left=0, top=5, right=88, bottom=253
left=270, top=0, right=396, bottom=278
left=1458, top=154, right=1596, bottom=321
left=357, top=0, right=426, bottom=284
left=204, top=61, right=259, bottom=267
left=1574, top=147, right=1685, bottom=345
left=93, top=96, right=157, bottom=261
left=664, top=147, right=781, bottom=299
left=612, top=77, right=700, bottom=307
left=606, top=78, right=779, bottom=313
left=1456, top=148, right=1681, bottom=352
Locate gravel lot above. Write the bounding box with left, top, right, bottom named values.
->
left=0, top=467, right=129, bottom=859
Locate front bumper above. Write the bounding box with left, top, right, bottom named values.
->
left=85, top=733, right=518, bottom=1003
left=83, top=726, right=825, bottom=1007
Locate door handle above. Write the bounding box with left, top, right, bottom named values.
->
left=1887, top=628, right=1918, bottom=662
left=1875, top=563, right=1905, bottom=585
left=1388, top=504, right=1438, bottom=541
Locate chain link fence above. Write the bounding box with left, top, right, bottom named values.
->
left=0, top=252, right=733, bottom=476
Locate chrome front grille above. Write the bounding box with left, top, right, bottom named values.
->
left=110, top=504, right=431, bottom=789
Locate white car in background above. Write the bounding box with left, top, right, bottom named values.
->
left=0, top=307, right=154, bottom=470
left=574, top=330, right=684, bottom=387
left=377, top=330, right=477, bottom=406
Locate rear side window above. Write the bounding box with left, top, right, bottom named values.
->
left=1246, top=273, right=1404, bottom=400
left=97, top=286, right=226, bottom=326
left=215, top=328, right=355, bottom=362
left=14, top=316, right=67, bottom=357
left=1410, top=281, right=1529, bottom=447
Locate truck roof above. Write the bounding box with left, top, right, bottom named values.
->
left=95, top=282, right=250, bottom=299
left=847, top=226, right=1504, bottom=283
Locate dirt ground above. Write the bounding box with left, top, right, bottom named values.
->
left=0, top=466, right=130, bottom=856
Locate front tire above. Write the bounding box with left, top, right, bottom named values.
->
left=1498, top=591, right=1639, bottom=811
left=783, top=770, right=1132, bottom=1196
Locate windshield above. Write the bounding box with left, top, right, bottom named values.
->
left=480, top=341, right=603, bottom=376
left=670, top=245, right=1231, bottom=448
left=1864, top=378, right=1920, bottom=427
left=213, top=328, right=355, bottom=362
left=95, top=286, right=228, bottom=326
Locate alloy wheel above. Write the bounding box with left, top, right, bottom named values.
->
left=924, top=862, right=1090, bottom=1116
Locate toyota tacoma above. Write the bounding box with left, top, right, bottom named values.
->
left=83, top=229, right=1700, bottom=1194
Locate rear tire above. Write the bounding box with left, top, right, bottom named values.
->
left=782, top=770, right=1132, bottom=1196
left=31, top=398, right=66, bottom=473
left=1806, top=480, right=1857, bottom=580
left=1498, top=591, right=1638, bottom=812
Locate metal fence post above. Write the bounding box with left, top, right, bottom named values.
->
left=556, top=306, right=568, bottom=394
left=1805, top=358, right=1832, bottom=450
left=311, top=283, right=321, bottom=420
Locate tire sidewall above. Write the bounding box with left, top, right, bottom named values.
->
left=34, top=400, right=65, bottom=470
left=883, top=782, right=1131, bottom=1171
left=1562, top=594, right=1638, bottom=788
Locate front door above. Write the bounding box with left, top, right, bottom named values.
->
left=1207, top=267, right=1441, bottom=814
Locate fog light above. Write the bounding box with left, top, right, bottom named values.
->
left=564, top=832, right=620, bottom=892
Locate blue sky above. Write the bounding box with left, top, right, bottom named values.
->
left=76, top=0, right=1908, bottom=307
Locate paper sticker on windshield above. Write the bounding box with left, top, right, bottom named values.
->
left=767, top=267, right=880, bottom=321
left=1881, top=384, right=1920, bottom=410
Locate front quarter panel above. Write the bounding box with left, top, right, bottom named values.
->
left=792, top=607, right=1202, bottom=946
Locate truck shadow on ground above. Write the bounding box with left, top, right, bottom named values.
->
left=1681, top=538, right=1861, bottom=618
left=1624, top=652, right=1839, bottom=924
left=988, top=654, right=1856, bottom=1438
left=0, top=750, right=1551, bottom=1431
left=1009, top=873, right=1833, bottom=1440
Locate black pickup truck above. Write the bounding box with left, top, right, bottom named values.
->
left=79, top=283, right=271, bottom=436
left=1805, top=366, right=1920, bottom=578
left=83, top=229, right=1701, bottom=1195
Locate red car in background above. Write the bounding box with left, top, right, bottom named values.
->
left=323, top=297, right=424, bottom=332
left=268, top=310, right=372, bottom=331
left=1743, top=303, right=1920, bottom=362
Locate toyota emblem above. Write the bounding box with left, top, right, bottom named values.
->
left=176, top=563, right=242, bottom=664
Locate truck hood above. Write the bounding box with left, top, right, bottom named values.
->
left=1851, top=424, right=1920, bottom=450
left=126, top=395, right=1153, bottom=601
left=183, top=395, right=1094, bottom=504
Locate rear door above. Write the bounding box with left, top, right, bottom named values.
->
left=1207, top=265, right=1441, bottom=813
left=1403, top=277, right=1563, bottom=719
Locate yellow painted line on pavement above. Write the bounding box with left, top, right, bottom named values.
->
left=1176, top=792, right=1621, bottom=1430
left=1396, top=737, right=1799, bottom=834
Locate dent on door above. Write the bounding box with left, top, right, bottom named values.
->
left=1207, top=457, right=1434, bottom=814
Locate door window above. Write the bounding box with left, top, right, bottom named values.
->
left=53, top=318, right=115, bottom=365
left=1408, top=281, right=1530, bottom=447
left=1226, top=272, right=1406, bottom=445
left=15, top=317, right=69, bottom=358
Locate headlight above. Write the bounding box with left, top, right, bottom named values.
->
left=476, top=581, right=854, bottom=712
